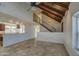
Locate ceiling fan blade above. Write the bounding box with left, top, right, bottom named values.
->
left=26, top=2, right=40, bottom=11
left=31, top=2, right=36, bottom=6
left=31, top=2, right=40, bottom=6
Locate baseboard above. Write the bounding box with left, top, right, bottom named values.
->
left=64, top=43, right=78, bottom=56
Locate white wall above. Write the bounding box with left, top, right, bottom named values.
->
left=63, top=2, right=79, bottom=56
left=0, top=2, right=33, bottom=22
left=37, top=32, right=64, bottom=44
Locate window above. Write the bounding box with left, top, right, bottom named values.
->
left=5, top=24, right=17, bottom=33
left=76, top=18, right=79, bottom=49
left=72, top=11, right=79, bottom=50
left=0, top=22, right=25, bottom=34
left=5, top=24, right=25, bottom=34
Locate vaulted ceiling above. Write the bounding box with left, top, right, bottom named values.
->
left=38, top=2, right=70, bottom=22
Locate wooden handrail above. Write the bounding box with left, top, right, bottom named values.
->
left=42, top=20, right=56, bottom=32
left=34, top=19, right=56, bottom=32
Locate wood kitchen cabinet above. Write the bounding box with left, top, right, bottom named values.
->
left=0, top=24, right=5, bottom=47
left=0, top=24, right=5, bottom=31
left=0, top=34, right=3, bottom=46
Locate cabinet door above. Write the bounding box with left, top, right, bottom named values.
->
left=0, top=24, right=5, bottom=31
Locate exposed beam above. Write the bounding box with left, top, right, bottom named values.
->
left=42, top=11, right=62, bottom=22
left=38, top=4, right=63, bottom=18
left=53, top=2, right=70, bottom=10
left=34, top=2, right=70, bottom=32
left=41, top=3, right=65, bottom=16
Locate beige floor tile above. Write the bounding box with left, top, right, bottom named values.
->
left=0, top=39, right=69, bottom=56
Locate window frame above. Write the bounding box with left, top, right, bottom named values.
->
left=72, top=11, right=79, bottom=50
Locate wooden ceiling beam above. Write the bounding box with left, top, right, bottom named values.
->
left=42, top=11, right=62, bottom=22
left=38, top=2, right=70, bottom=23
left=38, top=4, right=63, bottom=18
left=53, top=2, right=70, bottom=10
left=41, top=3, right=65, bottom=16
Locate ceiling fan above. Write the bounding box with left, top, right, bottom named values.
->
left=26, top=2, right=40, bottom=11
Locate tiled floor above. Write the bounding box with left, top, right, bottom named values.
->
left=0, top=39, right=69, bottom=56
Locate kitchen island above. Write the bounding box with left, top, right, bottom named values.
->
left=0, top=22, right=35, bottom=47
left=0, top=12, right=35, bottom=47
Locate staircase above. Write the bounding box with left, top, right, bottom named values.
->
left=41, top=20, right=56, bottom=32
left=34, top=2, right=70, bottom=32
